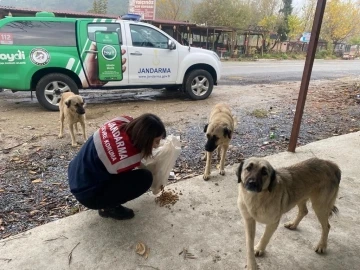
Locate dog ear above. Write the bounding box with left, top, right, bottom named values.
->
left=204, top=124, right=208, bottom=133
left=223, top=127, right=232, bottom=139
left=236, top=161, right=244, bottom=183
left=65, top=100, right=71, bottom=108
left=268, top=168, right=277, bottom=192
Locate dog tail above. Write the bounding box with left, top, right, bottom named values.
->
left=330, top=205, right=339, bottom=217
left=232, top=115, right=237, bottom=129
left=335, top=167, right=341, bottom=184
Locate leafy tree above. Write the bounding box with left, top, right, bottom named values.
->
left=156, top=0, right=193, bottom=20
left=277, top=0, right=293, bottom=41
left=88, top=0, right=108, bottom=14
left=299, top=0, right=317, bottom=33
left=349, top=36, right=360, bottom=45
left=287, top=14, right=303, bottom=40
left=321, top=0, right=360, bottom=50
left=192, top=0, right=252, bottom=29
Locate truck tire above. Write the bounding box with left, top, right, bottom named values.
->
left=184, top=69, right=214, bottom=100
left=35, top=73, right=79, bottom=111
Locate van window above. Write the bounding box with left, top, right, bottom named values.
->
left=0, top=21, right=76, bottom=46
left=87, top=23, right=122, bottom=44
left=130, top=25, right=168, bottom=49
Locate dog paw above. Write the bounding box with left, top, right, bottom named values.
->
left=71, top=143, right=79, bottom=148
left=219, top=169, right=226, bottom=176
left=254, top=246, right=265, bottom=257
left=284, top=222, right=298, bottom=230
left=58, top=134, right=64, bottom=139
left=315, top=243, right=327, bottom=254
left=203, top=174, right=210, bottom=181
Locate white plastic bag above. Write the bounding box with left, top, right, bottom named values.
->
left=142, top=135, right=181, bottom=195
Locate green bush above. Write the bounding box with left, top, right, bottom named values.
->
left=281, top=53, right=288, bottom=59
left=315, top=50, right=335, bottom=59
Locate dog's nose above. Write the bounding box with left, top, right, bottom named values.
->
left=205, top=143, right=216, bottom=152
left=77, top=108, right=85, bottom=115
left=245, top=179, right=259, bottom=192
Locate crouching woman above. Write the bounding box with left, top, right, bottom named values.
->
left=68, top=113, right=166, bottom=220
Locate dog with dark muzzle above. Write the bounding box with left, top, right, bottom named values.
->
left=236, top=157, right=341, bottom=270
left=58, top=92, right=87, bottom=147
left=203, top=103, right=235, bottom=180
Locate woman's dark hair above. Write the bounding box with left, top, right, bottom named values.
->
left=123, top=113, right=166, bottom=158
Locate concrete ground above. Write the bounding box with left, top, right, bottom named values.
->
left=1, top=132, right=359, bottom=270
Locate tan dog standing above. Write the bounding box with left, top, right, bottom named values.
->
left=236, top=157, right=341, bottom=270
left=58, top=92, right=87, bottom=147
left=203, top=103, right=235, bottom=180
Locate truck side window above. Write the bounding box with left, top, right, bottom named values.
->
left=130, top=25, right=168, bottom=49
left=87, top=23, right=122, bottom=45
left=0, top=21, right=76, bottom=46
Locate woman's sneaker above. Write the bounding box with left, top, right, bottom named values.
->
left=98, top=205, right=135, bottom=220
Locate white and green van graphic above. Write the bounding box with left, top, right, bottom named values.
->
left=0, top=11, right=220, bottom=111
left=0, top=13, right=123, bottom=111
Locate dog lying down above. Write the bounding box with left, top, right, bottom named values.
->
left=236, top=157, right=341, bottom=270
left=58, top=92, right=87, bottom=147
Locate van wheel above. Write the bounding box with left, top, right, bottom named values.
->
left=36, top=73, right=79, bottom=111
left=184, top=69, right=213, bottom=100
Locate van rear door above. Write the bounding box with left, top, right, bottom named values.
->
left=76, top=19, right=128, bottom=87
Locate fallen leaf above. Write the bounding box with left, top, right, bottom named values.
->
left=0, top=189, right=4, bottom=192
left=29, top=170, right=37, bottom=175
left=0, top=218, right=2, bottom=225
left=32, top=179, right=42, bottom=183
left=11, top=157, right=20, bottom=161
left=136, top=242, right=146, bottom=256
left=135, top=242, right=150, bottom=259
left=29, top=210, right=40, bottom=216
left=60, top=156, right=65, bottom=159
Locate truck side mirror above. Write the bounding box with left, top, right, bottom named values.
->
left=168, top=40, right=176, bottom=50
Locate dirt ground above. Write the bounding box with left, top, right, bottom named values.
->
left=1, top=77, right=359, bottom=239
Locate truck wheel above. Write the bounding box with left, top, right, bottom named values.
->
left=36, top=73, right=79, bottom=111
left=184, top=69, right=213, bottom=100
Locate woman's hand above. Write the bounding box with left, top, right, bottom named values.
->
left=82, top=43, right=127, bottom=87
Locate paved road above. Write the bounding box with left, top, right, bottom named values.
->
left=220, top=59, right=360, bottom=85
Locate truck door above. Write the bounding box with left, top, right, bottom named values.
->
left=76, top=19, right=128, bottom=87
left=126, top=23, right=179, bottom=84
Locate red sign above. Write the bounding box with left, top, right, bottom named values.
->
left=0, top=33, right=13, bottom=44
left=128, top=0, right=156, bottom=20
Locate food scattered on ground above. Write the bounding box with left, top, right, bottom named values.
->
left=155, top=188, right=179, bottom=208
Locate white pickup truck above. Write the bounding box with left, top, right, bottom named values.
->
left=0, top=13, right=222, bottom=111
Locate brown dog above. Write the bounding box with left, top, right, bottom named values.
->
left=236, top=157, right=341, bottom=270
left=203, top=103, right=235, bottom=180
left=58, top=92, right=87, bottom=147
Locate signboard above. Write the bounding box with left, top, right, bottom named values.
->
left=128, top=0, right=156, bottom=20
left=95, top=31, right=123, bottom=81
left=300, top=32, right=311, bottom=43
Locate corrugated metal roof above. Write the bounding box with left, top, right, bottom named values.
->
left=145, top=18, right=195, bottom=26
left=0, top=5, right=118, bottom=18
